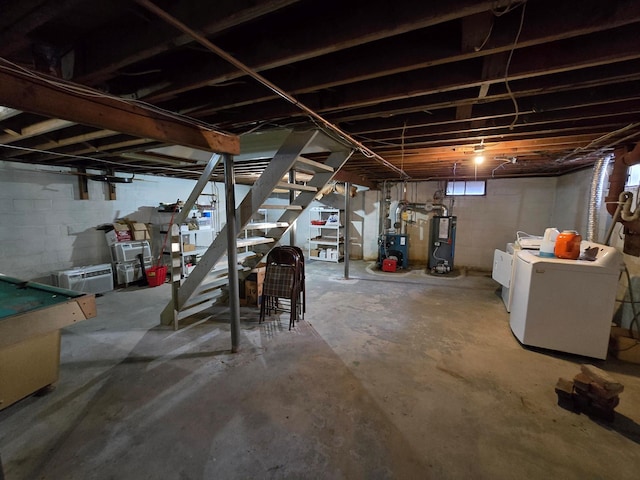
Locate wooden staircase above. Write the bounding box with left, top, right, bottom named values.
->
left=160, top=128, right=353, bottom=330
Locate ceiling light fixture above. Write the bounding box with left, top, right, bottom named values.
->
left=474, top=155, right=485, bottom=164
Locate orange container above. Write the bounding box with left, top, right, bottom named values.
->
left=554, top=230, right=582, bottom=259
left=146, top=266, right=167, bottom=287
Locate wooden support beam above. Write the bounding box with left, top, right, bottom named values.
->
left=77, top=168, right=89, bottom=200
left=0, top=68, right=240, bottom=155
left=332, top=169, right=377, bottom=190
left=107, top=169, right=117, bottom=201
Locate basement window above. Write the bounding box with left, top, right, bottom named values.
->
left=446, top=180, right=486, bottom=196
left=627, top=164, right=640, bottom=187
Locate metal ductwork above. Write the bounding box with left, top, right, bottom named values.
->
left=587, top=156, right=611, bottom=242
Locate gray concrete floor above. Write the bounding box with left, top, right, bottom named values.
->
left=1, top=260, right=640, bottom=479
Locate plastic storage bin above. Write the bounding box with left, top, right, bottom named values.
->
left=146, top=266, right=167, bottom=287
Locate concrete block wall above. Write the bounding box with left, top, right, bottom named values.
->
left=452, top=178, right=558, bottom=269
left=552, top=168, right=591, bottom=236
left=1, top=158, right=596, bottom=280
left=354, top=177, right=562, bottom=270
left=0, top=161, right=229, bottom=283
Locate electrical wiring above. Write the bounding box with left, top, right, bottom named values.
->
left=492, top=0, right=527, bottom=17
left=118, top=69, right=162, bottom=76
left=0, top=143, right=202, bottom=175
left=555, top=124, right=640, bottom=164
left=503, top=1, right=527, bottom=130
left=0, top=56, right=224, bottom=133
left=491, top=160, right=512, bottom=177
left=474, top=19, right=495, bottom=52
left=132, top=0, right=409, bottom=179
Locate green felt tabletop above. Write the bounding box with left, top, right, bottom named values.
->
left=0, top=275, right=81, bottom=319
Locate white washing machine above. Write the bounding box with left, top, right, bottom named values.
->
left=492, top=242, right=520, bottom=312
left=509, top=242, right=623, bottom=359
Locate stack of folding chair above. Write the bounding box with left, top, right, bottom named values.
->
left=259, top=246, right=305, bottom=329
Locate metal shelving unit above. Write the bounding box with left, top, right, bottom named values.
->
left=308, top=207, right=344, bottom=262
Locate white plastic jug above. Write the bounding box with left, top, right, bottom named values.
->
left=539, top=227, right=559, bottom=257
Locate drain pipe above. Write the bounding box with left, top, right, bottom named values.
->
left=587, top=155, right=611, bottom=242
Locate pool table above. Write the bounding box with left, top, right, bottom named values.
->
left=0, top=274, right=96, bottom=411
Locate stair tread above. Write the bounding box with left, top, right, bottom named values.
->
left=295, top=156, right=335, bottom=173
left=260, top=204, right=303, bottom=210
left=237, top=236, right=275, bottom=248
left=243, top=222, right=288, bottom=229
left=179, top=290, right=224, bottom=317
left=275, top=181, right=317, bottom=192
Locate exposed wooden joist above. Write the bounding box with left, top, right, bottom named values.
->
left=0, top=118, right=75, bottom=144
left=144, top=0, right=514, bottom=103
left=330, top=60, right=640, bottom=126
left=331, top=170, right=377, bottom=190
left=179, top=0, right=640, bottom=118
left=0, top=68, right=240, bottom=155
left=3, top=129, right=120, bottom=158
left=0, top=0, right=87, bottom=56
left=206, top=24, right=640, bottom=128
left=76, top=0, right=303, bottom=85
left=346, top=85, right=640, bottom=143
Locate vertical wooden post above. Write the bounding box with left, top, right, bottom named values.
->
left=77, top=168, right=89, bottom=200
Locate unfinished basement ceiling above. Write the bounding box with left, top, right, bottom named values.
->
left=1, top=0, right=640, bottom=184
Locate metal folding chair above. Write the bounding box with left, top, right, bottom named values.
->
left=259, top=246, right=304, bottom=329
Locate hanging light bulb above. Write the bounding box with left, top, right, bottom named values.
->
left=474, top=154, right=485, bottom=164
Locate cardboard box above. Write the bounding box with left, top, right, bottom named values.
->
left=105, top=223, right=132, bottom=245
left=310, top=249, right=320, bottom=257
left=129, top=222, right=150, bottom=241
left=183, top=243, right=196, bottom=252
left=250, top=264, right=266, bottom=284
left=245, top=280, right=263, bottom=307
left=610, top=326, right=640, bottom=364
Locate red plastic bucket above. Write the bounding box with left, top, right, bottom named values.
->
left=146, top=266, right=167, bottom=287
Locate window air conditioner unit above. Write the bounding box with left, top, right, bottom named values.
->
left=111, top=241, right=152, bottom=263
left=53, top=264, right=114, bottom=294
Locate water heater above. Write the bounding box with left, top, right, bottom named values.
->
left=428, top=216, right=457, bottom=273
